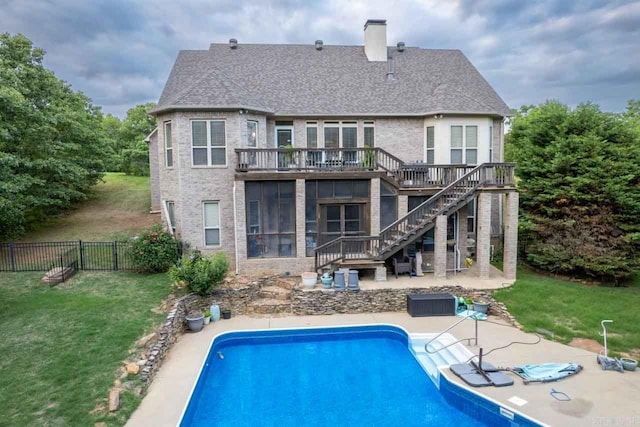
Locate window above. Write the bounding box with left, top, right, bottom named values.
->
left=342, top=122, right=357, bottom=162
left=165, top=201, right=176, bottom=233
left=380, top=181, right=397, bottom=228
left=192, top=120, right=226, bottom=166
left=426, top=126, right=435, bottom=164
left=203, top=201, right=220, bottom=246
left=450, top=125, right=477, bottom=164
left=306, top=122, right=318, bottom=148
left=247, top=120, right=257, bottom=147
left=164, top=122, right=173, bottom=167
left=364, top=121, right=375, bottom=148
left=246, top=181, right=296, bottom=258
left=324, top=122, right=339, bottom=148
left=467, top=198, right=476, bottom=234
left=489, top=125, right=493, bottom=162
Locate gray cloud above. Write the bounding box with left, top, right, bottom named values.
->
left=1, top=0, right=638, bottom=116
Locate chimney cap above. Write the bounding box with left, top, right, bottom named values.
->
left=364, top=19, right=387, bottom=29
left=229, top=38, right=238, bottom=49
left=397, top=42, right=405, bottom=52
left=315, top=40, right=323, bottom=50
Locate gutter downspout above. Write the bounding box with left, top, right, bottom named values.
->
left=232, top=181, right=239, bottom=275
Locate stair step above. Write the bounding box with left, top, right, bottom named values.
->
left=247, top=298, right=292, bottom=315
left=259, top=285, right=291, bottom=301
left=275, top=278, right=297, bottom=290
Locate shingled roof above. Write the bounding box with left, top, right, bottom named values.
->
left=152, top=43, right=511, bottom=117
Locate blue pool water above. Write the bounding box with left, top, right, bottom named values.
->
left=180, top=325, right=539, bottom=426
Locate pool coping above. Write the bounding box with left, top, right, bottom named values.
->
left=177, top=323, right=545, bottom=427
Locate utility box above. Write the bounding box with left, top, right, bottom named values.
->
left=407, top=293, right=456, bottom=317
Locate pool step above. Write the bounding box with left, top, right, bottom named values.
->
left=409, top=333, right=475, bottom=387
left=259, top=285, right=292, bottom=301
left=247, top=298, right=292, bottom=315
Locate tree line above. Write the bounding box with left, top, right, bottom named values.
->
left=0, top=33, right=155, bottom=240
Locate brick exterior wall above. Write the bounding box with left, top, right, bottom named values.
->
left=503, top=191, right=519, bottom=280
left=148, top=130, right=161, bottom=211
left=476, top=191, right=492, bottom=279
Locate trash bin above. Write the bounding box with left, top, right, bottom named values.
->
left=348, top=270, right=359, bottom=289
left=334, top=271, right=345, bottom=289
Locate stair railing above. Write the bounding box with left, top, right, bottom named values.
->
left=424, top=312, right=479, bottom=355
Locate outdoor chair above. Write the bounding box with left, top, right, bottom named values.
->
left=393, top=257, right=412, bottom=279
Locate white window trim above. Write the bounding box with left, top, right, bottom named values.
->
left=489, top=125, right=493, bottom=163
left=164, top=121, right=173, bottom=169
left=424, top=125, right=435, bottom=164
left=274, top=124, right=295, bottom=148
left=364, top=121, right=375, bottom=148
left=247, top=120, right=258, bottom=148
left=190, top=119, right=228, bottom=168
left=322, top=121, right=358, bottom=149
left=450, top=125, right=478, bottom=165
left=305, top=121, right=318, bottom=148
left=162, top=200, right=175, bottom=235
left=202, top=201, right=221, bottom=247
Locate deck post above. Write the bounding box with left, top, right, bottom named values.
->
left=476, top=192, right=492, bottom=279
left=434, top=215, right=447, bottom=280
left=502, top=191, right=519, bottom=280
left=370, top=178, right=381, bottom=236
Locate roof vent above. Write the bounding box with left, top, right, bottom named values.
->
left=229, top=38, right=238, bottom=49
left=397, top=42, right=405, bottom=52
left=315, top=40, right=323, bottom=50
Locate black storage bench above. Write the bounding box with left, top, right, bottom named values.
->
left=407, top=293, right=456, bottom=317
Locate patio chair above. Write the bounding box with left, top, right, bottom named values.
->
left=393, top=257, right=412, bottom=279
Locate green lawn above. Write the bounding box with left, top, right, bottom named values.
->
left=22, top=173, right=159, bottom=242
left=494, top=267, right=640, bottom=357
left=0, top=272, right=172, bottom=426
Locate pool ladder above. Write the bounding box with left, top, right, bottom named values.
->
left=424, top=313, right=479, bottom=355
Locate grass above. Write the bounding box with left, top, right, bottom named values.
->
left=21, top=173, right=159, bottom=242
left=0, top=272, right=172, bottom=426
left=493, top=266, right=640, bottom=357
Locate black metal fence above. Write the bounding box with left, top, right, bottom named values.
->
left=0, top=240, right=139, bottom=273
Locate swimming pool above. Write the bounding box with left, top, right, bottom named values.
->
left=179, top=325, right=541, bottom=426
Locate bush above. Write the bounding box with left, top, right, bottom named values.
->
left=129, top=225, right=181, bottom=273
left=169, top=251, right=229, bottom=296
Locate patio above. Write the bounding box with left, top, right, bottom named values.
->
left=127, top=311, right=639, bottom=427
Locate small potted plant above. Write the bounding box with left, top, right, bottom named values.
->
left=473, top=299, right=490, bottom=314
left=203, top=310, right=211, bottom=325
left=185, top=310, right=205, bottom=332
left=221, top=308, right=231, bottom=319
left=320, top=272, right=333, bottom=289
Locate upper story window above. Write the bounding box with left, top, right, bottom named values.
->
left=426, top=126, right=435, bottom=164
left=324, top=122, right=339, bottom=149
left=164, top=121, right=173, bottom=168
left=306, top=122, right=318, bottom=148
left=342, top=122, right=357, bottom=149
left=247, top=120, right=258, bottom=148
left=364, top=121, right=375, bottom=148
left=450, top=125, right=477, bottom=164
left=191, top=120, right=226, bottom=166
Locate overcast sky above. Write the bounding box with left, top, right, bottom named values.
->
left=2, top=0, right=639, bottom=117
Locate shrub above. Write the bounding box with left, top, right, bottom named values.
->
left=169, top=251, right=229, bottom=296
left=129, top=225, right=181, bottom=273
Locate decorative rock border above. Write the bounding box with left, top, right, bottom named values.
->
left=140, top=276, right=516, bottom=385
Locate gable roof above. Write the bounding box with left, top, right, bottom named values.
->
left=152, top=44, right=511, bottom=117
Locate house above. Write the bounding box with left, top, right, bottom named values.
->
left=147, top=19, right=518, bottom=281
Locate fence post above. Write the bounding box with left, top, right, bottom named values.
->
left=79, top=240, right=84, bottom=270
left=9, top=240, right=16, bottom=272
left=113, top=241, right=119, bottom=271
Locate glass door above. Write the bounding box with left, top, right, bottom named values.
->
left=275, top=125, right=293, bottom=169
left=318, top=203, right=366, bottom=245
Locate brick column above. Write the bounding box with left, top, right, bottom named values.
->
left=296, top=179, right=306, bottom=258
left=502, top=191, right=519, bottom=280
left=476, top=191, right=492, bottom=279
left=370, top=178, right=381, bottom=236
left=398, top=194, right=408, bottom=218
left=457, top=204, right=468, bottom=260
left=234, top=181, right=247, bottom=267
left=434, top=215, right=448, bottom=280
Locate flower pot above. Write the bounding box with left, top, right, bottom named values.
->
left=473, top=301, right=490, bottom=314
left=320, top=274, right=333, bottom=289
left=185, top=314, right=205, bottom=332
left=621, top=358, right=637, bottom=371
left=301, top=272, right=317, bottom=289
left=203, top=316, right=211, bottom=325
left=221, top=309, right=231, bottom=319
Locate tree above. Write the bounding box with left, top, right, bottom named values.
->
left=506, top=101, right=640, bottom=282
left=101, top=103, right=155, bottom=175
left=0, top=33, right=106, bottom=239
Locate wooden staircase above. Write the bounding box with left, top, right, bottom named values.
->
left=314, top=163, right=515, bottom=272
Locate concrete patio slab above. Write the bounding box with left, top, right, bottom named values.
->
left=126, top=312, right=639, bottom=427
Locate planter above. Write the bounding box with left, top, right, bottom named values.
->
left=473, top=301, right=490, bottom=314
left=203, top=316, right=211, bottom=325
left=320, top=274, right=333, bottom=289
left=210, top=304, right=221, bottom=322
left=301, top=272, right=318, bottom=289
left=221, top=309, right=231, bottom=319
left=185, top=313, right=205, bottom=332
left=621, top=358, right=637, bottom=371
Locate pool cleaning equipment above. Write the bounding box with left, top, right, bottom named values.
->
left=596, top=320, right=624, bottom=372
